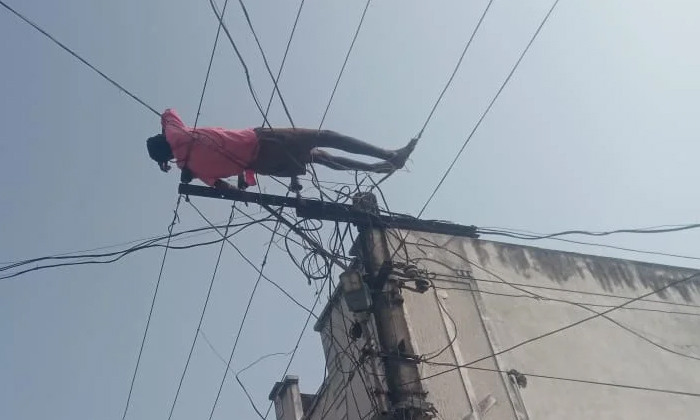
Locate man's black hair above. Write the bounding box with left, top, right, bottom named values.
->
left=146, top=134, right=173, bottom=171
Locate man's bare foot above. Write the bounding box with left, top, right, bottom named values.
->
left=371, top=161, right=395, bottom=173
left=389, top=137, right=418, bottom=169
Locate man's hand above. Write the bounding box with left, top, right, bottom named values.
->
left=214, top=179, right=238, bottom=192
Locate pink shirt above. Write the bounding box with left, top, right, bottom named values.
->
left=161, top=109, right=259, bottom=186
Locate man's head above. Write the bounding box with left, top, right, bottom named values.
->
left=146, top=134, right=174, bottom=172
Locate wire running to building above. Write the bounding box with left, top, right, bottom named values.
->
left=0, top=0, right=160, bottom=117
left=419, top=363, right=700, bottom=398
left=413, top=270, right=700, bottom=384
left=409, top=237, right=700, bottom=361
left=478, top=223, right=700, bottom=241
left=477, top=226, right=700, bottom=262
left=431, top=278, right=700, bottom=317
left=407, top=238, right=700, bottom=310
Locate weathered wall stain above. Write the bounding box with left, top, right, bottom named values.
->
left=471, top=240, right=491, bottom=266
left=472, top=239, right=700, bottom=302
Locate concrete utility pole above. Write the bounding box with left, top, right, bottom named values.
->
left=178, top=184, right=481, bottom=420
left=352, top=192, right=435, bottom=420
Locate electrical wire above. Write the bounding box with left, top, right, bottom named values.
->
left=207, top=0, right=271, bottom=128
left=236, top=0, right=295, bottom=127
left=261, top=0, right=305, bottom=123
left=207, top=217, right=286, bottom=420
left=199, top=333, right=295, bottom=420
left=415, top=0, right=496, bottom=140
left=193, top=0, right=232, bottom=128
left=410, top=239, right=700, bottom=361
left=0, top=217, right=274, bottom=280
left=0, top=0, right=159, bottom=116
left=424, top=265, right=700, bottom=362
left=261, top=283, right=324, bottom=419
left=432, top=281, right=700, bottom=318
left=369, top=0, right=496, bottom=189
left=408, top=237, right=700, bottom=309
left=187, top=196, right=364, bottom=418
left=188, top=199, right=317, bottom=317
left=236, top=350, right=296, bottom=420
left=318, top=0, right=373, bottom=129
left=477, top=226, right=700, bottom=262
left=260, top=214, right=375, bottom=419
left=0, top=213, right=267, bottom=269
left=167, top=206, right=237, bottom=420
left=418, top=0, right=562, bottom=217
left=121, top=195, right=182, bottom=420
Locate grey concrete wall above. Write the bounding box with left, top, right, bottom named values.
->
left=389, top=230, right=700, bottom=420
left=304, top=291, right=388, bottom=420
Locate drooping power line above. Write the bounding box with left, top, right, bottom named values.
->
left=0, top=0, right=160, bottom=117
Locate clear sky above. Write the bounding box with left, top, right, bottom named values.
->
left=2, top=1, right=700, bottom=419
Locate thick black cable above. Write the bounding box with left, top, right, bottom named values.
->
left=418, top=0, right=562, bottom=217
left=0, top=216, right=268, bottom=271
left=0, top=218, right=274, bottom=280
left=167, top=206, right=236, bottom=420
left=0, top=211, right=268, bottom=266
left=207, top=218, right=285, bottom=420
left=0, top=0, right=160, bottom=116
left=121, top=196, right=182, bottom=420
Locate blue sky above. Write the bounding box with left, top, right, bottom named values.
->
left=2, top=1, right=700, bottom=419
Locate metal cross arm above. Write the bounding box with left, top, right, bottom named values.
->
left=177, top=184, right=480, bottom=238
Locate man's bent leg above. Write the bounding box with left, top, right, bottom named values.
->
left=275, top=128, right=396, bottom=161
left=311, top=149, right=392, bottom=173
